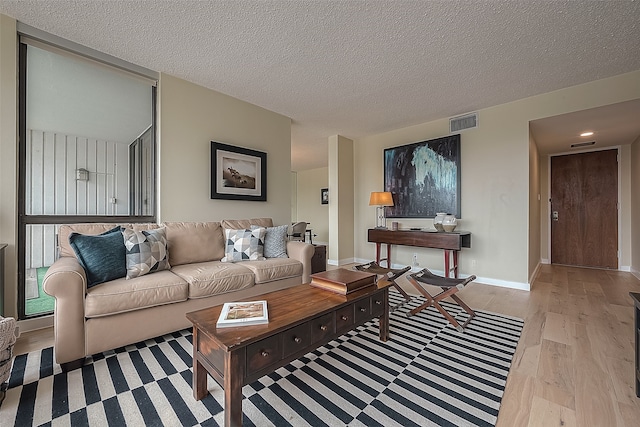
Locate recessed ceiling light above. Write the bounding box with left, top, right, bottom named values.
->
left=580, top=131, right=594, bottom=137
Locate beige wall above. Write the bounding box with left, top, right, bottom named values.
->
left=295, top=167, right=329, bottom=244
left=528, top=130, right=541, bottom=282
left=354, top=70, right=640, bottom=289
left=0, top=15, right=17, bottom=317
left=290, top=172, right=298, bottom=221
left=620, top=145, right=632, bottom=270
left=328, top=135, right=355, bottom=265
left=158, top=74, right=292, bottom=225
left=631, top=136, right=640, bottom=277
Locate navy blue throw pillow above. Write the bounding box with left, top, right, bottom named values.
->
left=69, top=226, right=126, bottom=288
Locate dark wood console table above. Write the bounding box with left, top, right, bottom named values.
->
left=187, top=282, right=389, bottom=426
left=368, top=228, right=471, bottom=278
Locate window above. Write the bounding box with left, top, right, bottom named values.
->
left=18, top=32, right=157, bottom=319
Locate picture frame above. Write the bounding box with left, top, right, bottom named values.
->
left=384, top=134, right=461, bottom=218
left=211, top=141, right=267, bottom=201
left=321, top=188, right=329, bottom=204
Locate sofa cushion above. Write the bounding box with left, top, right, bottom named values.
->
left=68, top=226, right=126, bottom=288
left=163, top=222, right=225, bottom=266
left=123, top=228, right=171, bottom=279
left=255, top=224, right=289, bottom=258
left=59, top=223, right=159, bottom=258
left=221, top=218, right=273, bottom=230
left=239, top=258, right=303, bottom=284
left=84, top=270, right=188, bottom=317
left=171, top=261, right=256, bottom=299
left=222, top=228, right=266, bottom=262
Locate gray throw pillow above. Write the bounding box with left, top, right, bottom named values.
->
left=122, top=227, right=170, bottom=279
left=68, top=226, right=126, bottom=288
left=253, top=224, right=288, bottom=258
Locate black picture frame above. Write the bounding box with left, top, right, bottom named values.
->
left=211, top=141, right=267, bottom=201
left=321, top=188, right=329, bottom=204
left=384, top=134, right=461, bottom=218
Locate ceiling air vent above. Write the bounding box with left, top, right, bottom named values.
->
left=450, top=112, right=478, bottom=133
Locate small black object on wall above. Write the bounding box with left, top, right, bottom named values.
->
left=321, top=188, right=328, bottom=204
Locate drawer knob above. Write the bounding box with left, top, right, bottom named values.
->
left=375, top=300, right=382, bottom=305
left=341, top=315, right=348, bottom=321
left=261, top=351, right=269, bottom=357
left=320, top=325, right=327, bottom=331
left=294, top=337, right=302, bottom=343
left=360, top=307, right=367, bottom=312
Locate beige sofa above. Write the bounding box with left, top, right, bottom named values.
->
left=43, top=218, right=314, bottom=371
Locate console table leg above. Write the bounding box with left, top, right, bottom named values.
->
left=386, top=244, right=392, bottom=268
left=444, top=250, right=450, bottom=278
left=375, top=243, right=381, bottom=264
left=453, top=250, right=459, bottom=278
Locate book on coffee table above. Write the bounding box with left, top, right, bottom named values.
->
left=310, top=269, right=377, bottom=295
left=216, top=300, right=268, bottom=328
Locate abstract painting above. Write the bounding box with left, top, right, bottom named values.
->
left=384, top=134, right=460, bottom=218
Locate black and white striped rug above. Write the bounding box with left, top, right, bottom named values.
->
left=1, top=292, right=524, bottom=426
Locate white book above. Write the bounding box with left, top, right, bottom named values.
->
left=216, top=300, right=269, bottom=328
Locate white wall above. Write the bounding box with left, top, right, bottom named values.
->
left=158, top=73, right=292, bottom=225
left=295, top=167, right=329, bottom=244
left=354, top=70, right=640, bottom=289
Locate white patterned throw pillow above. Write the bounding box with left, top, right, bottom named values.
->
left=222, top=228, right=266, bottom=262
left=122, top=227, right=171, bottom=279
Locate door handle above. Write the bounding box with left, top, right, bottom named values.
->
left=552, top=211, right=559, bottom=221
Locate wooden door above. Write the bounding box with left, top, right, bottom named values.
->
left=551, top=150, right=618, bottom=268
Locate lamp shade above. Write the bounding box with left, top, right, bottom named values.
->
left=369, top=191, right=394, bottom=206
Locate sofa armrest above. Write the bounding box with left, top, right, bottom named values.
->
left=286, top=241, right=315, bottom=283
left=42, top=257, right=87, bottom=365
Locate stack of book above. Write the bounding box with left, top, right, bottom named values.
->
left=310, top=269, right=377, bottom=295
left=216, top=300, right=269, bottom=328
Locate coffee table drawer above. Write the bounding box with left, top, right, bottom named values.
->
left=354, top=297, right=371, bottom=323
left=336, top=303, right=355, bottom=333
left=371, top=292, right=385, bottom=316
left=247, top=335, right=281, bottom=375
left=311, top=312, right=335, bottom=343
left=283, top=323, right=311, bottom=357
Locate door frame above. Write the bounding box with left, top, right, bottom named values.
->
left=546, top=146, right=621, bottom=270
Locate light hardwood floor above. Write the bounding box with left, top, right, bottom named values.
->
left=13, top=264, right=640, bottom=426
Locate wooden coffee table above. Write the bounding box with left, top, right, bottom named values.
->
left=186, top=282, right=389, bottom=426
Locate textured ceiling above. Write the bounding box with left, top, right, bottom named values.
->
left=1, top=1, right=640, bottom=171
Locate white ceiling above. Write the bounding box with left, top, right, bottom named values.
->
left=1, top=1, right=640, bottom=171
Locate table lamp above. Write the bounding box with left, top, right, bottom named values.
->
left=369, top=191, right=394, bottom=228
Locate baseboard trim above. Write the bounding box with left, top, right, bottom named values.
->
left=528, top=261, right=542, bottom=285
left=17, top=315, right=53, bottom=334
left=327, top=258, right=356, bottom=266
left=354, top=258, right=531, bottom=291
